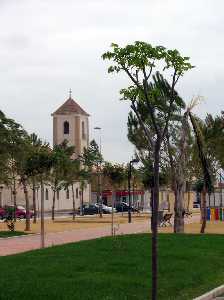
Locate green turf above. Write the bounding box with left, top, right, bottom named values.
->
left=0, top=231, right=27, bottom=238
left=0, top=234, right=223, bottom=300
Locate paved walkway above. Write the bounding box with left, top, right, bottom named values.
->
left=0, top=214, right=200, bottom=256
left=0, top=221, right=150, bottom=256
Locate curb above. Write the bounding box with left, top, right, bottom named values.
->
left=0, top=233, right=38, bottom=240
left=193, top=285, right=224, bottom=300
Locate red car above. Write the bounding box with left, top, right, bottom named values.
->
left=0, top=206, right=34, bottom=219
left=15, top=206, right=34, bottom=219
left=0, top=207, right=5, bottom=219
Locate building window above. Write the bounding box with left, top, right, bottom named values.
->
left=82, top=121, right=86, bottom=139
left=64, top=121, right=69, bottom=134
left=66, top=189, right=69, bottom=199
left=45, top=189, right=49, bottom=200
left=76, top=188, right=79, bottom=199
left=57, top=190, right=60, bottom=200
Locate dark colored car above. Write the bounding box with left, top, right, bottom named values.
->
left=116, top=202, right=139, bottom=213
left=78, top=204, right=98, bottom=215
left=193, top=203, right=200, bottom=209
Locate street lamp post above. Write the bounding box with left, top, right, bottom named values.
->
left=94, top=127, right=103, bottom=218
left=128, top=158, right=139, bottom=223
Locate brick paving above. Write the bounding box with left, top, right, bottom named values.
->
left=0, top=214, right=200, bottom=256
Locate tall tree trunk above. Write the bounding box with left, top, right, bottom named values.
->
left=52, top=190, right=56, bottom=221
left=150, top=187, right=154, bottom=231
left=23, top=179, right=30, bottom=231
left=13, top=178, right=17, bottom=222
left=200, top=186, right=207, bottom=233
left=40, top=178, right=45, bottom=248
left=189, top=112, right=211, bottom=234
left=151, top=142, right=160, bottom=300
left=167, top=192, right=170, bottom=212
left=187, top=187, right=191, bottom=211
left=174, top=184, right=184, bottom=233
left=150, top=188, right=154, bottom=208
left=71, top=184, right=76, bottom=220
left=32, top=180, right=37, bottom=224
left=111, top=190, right=114, bottom=236
left=81, top=188, right=84, bottom=215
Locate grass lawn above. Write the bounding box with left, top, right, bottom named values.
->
left=0, top=231, right=27, bottom=238
left=0, top=234, right=223, bottom=300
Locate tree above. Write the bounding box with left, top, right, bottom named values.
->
left=189, top=109, right=213, bottom=233
left=203, top=112, right=224, bottom=171
left=165, top=108, right=193, bottom=233
left=50, top=141, right=74, bottom=221
left=81, top=140, right=103, bottom=216
left=78, top=169, right=90, bottom=216
left=25, top=144, right=53, bottom=247
left=103, top=162, right=127, bottom=232
left=103, top=162, right=127, bottom=191
left=63, top=158, right=80, bottom=220
left=102, top=41, right=193, bottom=300
left=29, top=133, right=45, bottom=223
left=16, top=137, right=32, bottom=231
left=0, top=111, right=27, bottom=221
left=127, top=96, right=187, bottom=228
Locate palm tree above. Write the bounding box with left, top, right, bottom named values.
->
left=189, top=111, right=212, bottom=233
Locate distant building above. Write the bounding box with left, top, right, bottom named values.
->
left=52, top=94, right=90, bottom=155
left=0, top=92, right=91, bottom=211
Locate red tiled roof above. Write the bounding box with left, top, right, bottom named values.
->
left=53, top=98, right=90, bottom=116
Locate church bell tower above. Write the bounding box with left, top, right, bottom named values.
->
left=52, top=90, right=90, bottom=156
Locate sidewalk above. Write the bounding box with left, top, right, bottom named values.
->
left=0, top=221, right=150, bottom=256
left=0, top=214, right=200, bottom=256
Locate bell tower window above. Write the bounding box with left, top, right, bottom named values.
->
left=64, top=121, right=69, bottom=134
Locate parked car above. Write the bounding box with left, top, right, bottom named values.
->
left=78, top=204, right=98, bottom=215
left=17, top=205, right=26, bottom=211
left=16, top=206, right=34, bottom=219
left=193, top=203, right=200, bottom=209
left=0, top=207, right=5, bottom=219
left=94, top=203, right=117, bottom=214
left=116, top=202, right=139, bottom=213
left=0, top=206, right=34, bottom=219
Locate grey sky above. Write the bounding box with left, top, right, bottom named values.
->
left=0, top=0, right=223, bottom=163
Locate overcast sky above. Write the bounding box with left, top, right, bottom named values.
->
left=0, top=0, right=223, bottom=163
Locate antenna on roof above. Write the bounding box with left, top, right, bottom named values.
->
left=69, top=89, right=72, bottom=99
